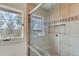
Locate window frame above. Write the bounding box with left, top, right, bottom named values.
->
left=30, top=14, right=45, bottom=36
left=0, top=4, right=24, bottom=40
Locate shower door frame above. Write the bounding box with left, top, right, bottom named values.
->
left=28, top=3, right=43, bottom=56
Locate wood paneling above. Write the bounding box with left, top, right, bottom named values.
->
left=70, top=4, right=79, bottom=17
left=27, top=3, right=36, bottom=14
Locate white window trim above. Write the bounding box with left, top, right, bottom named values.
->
left=0, top=4, right=23, bottom=13
left=0, top=4, right=24, bottom=40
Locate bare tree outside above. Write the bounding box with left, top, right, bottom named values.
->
left=0, top=10, right=22, bottom=40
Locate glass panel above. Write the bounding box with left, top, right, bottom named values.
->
left=30, top=3, right=79, bottom=56
left=30, top=3, right=52, bottom=56
left=30, top=3, right=67, bottom=56
left=31, top=15, right=44, bottom=36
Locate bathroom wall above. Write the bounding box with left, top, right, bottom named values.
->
left=49, top=3, right=70, bottom=55
left=27, top=3, right=36, bottom=13
left=68, top=4, right=79, bottom=56
left=0, top=3, right=28, bottom=56
left=49, top=3, right=79, bottom=56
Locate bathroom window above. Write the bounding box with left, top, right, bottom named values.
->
left=0, top=10, right=22, bottom=40
left=31, top=15, right=44, bottom=36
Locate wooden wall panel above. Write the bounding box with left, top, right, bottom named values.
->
left=27, top=3, right=36, bottom=13
left=60, top=3, right=69, bottom=19
left=50, top=3, right=70, bottom=56
left=69, top=4, right=79, bottom=17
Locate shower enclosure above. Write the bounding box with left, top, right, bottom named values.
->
left=28, top=3, right=67, bottom=56
left=28, top=3, right=79, bottom=56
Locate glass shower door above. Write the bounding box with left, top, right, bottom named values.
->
left=30, top=14, right=49, bottom=56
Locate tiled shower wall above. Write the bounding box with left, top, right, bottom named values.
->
left=49, top=3, right=79, bottom=56
left=30, top=3, right=79, bottom=56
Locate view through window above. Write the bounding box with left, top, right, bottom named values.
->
left=32, top=16, right=44, bottom=36
left=0, top=10, right=22, bottom=40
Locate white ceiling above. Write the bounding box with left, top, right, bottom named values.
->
left=41, top=3, right=56, bottom=10
left=34, top=3, right=57, bottom=10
